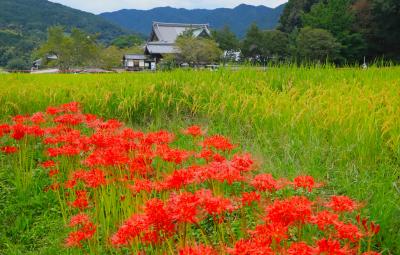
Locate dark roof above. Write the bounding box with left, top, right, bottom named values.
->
left=150, top=21, right=210, bottom=43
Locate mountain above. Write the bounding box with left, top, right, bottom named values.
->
left=100, top=4, right=286, bottom=38
left=0, top=0, right=128, bottom=43
left=0, top=0, right=129, bottom=68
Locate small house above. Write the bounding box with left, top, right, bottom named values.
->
left=122, top=54, right=156, bottom=71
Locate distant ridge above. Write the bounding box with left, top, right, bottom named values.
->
left=100, top=4, right=286, bottom=38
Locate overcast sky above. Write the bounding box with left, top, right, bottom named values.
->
left=48, top=0, right=287, bottom=14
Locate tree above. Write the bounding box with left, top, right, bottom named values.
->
left=369, top=0, right=400, bottom=60
left=260, top=30, right=289, bottom=60
left=98, top=45, right=143, bottom=70
left=302, top=0, right=366, bottom=62
left=6, top=58, right=30, bottom=71
left=111, top=35, right=144, bottom=49
left=296, top=27, right=341, bottom=62
left=36, top=26, right=100, bottom=70
left=241, top=23, right=264, bottom=61
left=174, top=36, right=222, bottom=65
left=278, top=0, right=320, bottom=33
left=211, top=26, right=239, bottom=51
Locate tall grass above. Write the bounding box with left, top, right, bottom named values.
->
left=0, top=66, right=399, bottom=254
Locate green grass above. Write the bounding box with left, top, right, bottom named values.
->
left=0, top=67, right=399, bottom=254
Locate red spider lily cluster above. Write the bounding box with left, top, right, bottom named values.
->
left=0, top=102, right=381, bottom=254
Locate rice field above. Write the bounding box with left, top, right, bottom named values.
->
left=0, top=67, right=399, bottom=254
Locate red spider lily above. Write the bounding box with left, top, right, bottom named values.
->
left=196, top=149, right=214, bottom=161
left=179, top=244, right=217, bottom=255
left=182, top=125, right=205, bottom=137
left=127, top=179, right=154, bottom=194
left=0, top=146, right=18, bottom=154
left=0, top=124, right=11, bottom=137
left=251, top=174, right=279, bottom=192
left=334, top=221, right=363, bottom=242
left=202, top=135, right=235, bottom=151
left=111, top=214, right=148, bottom=246
left=326, top=195, right=358, bottom=212
left=10, top=124, right=26, bottom=140
left=30, top=112, right=46, bottom=124
left=227, top=238, right=274, bottom=255
left=156, top=144, right=192, bottom=164
left=54, top=114, right=85, bottom=126
left=195, top=189, right=235, bottom=217
left=144, top=198, right=175, bottom=237
left=65, top=222, right=96, bottom=247
left=207, top=160, right=245, bottom=184
left=249, top=222, right=288, bottom=243
left=310, top=210, right=339, bottom=230
left=286, top=242, right=313, bottom=255
left=266, top=196, right=313, bottom=226
left=161, top=168, right=196, bottom=190
left=71, top=190, right=89, bottom=210
left=356, top=215, right=380, bottom=237
left=48, top=169, right=59, bottom=178
left=241, top=191, right=261, bottom=206
left=40, top=160, right=57, bottom=168
left=314, top=238, right=354, bottom=255
left=61, top=102, right=81, bottom=113
left=167, top=192, right=200, bottom=224
left=293, top=175, right=323, bottom=192
left=143, top=130, right=175, bottom=145
left=231, top=153, right=254, bottom=172
left=70, top=169, right=107, bottom=188
left=69, top=213, right=90, bottom=227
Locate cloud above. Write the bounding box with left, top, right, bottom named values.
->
left=49, top=0, right=287, bottom=14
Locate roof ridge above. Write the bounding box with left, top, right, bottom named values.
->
left=152, top=21, right=210, bottom=27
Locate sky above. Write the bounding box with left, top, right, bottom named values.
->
left=48, top=0, right=288, bottom=14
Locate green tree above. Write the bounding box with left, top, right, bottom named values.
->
left=111, top=35, right=144, bottom=49
left=296, top=27, right=341, bottom=62
left=211, top=26, right=239, bottom=51
left=278, top=0, right=320, bottom=33
left=37, top=26, right=100, bottom=70
left=98, top=45, right=144, bottom=70
left=6, top=58, right=30, bottom=71
left=261, top=30, right=289, bottom=59
left=241, top=23, right=263, bottom=60
left=302, top=0, right=366, bottom=62
left=174, top=36, right=222, bottom=65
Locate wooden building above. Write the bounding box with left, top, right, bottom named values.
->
left=122, top=54, right=156, bottom=71
left=144, top=22, right=211, bottom=63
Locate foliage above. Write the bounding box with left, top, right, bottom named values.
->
left=240, top=23, right=264, bottom=61
left=261, top=30, right=289, bottom=59
left=302, top=0, right=366, bottom=63
left=174, top=36, right=222, bottom=65
left=296, top=27, right=341, bottom=62
left=98, top=46, right=144, bottom=70
left=5, top=58, right=31, bottom=71
left=211, top=26, right=240, bottom=51
left=111, top=35, right=145, bottom=49
left=36, top=27, right=100, bottom=70
left=278, top=0, right=320, bottom=33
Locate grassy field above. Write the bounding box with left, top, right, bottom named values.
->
left=0, top=67, right=399, bottom=254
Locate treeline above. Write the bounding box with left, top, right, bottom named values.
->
left=213, top=0, right=400, bottom=64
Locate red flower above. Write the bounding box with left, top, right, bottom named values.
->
left=241, top=191, right=261, bottom=206
left=167, top=192, right=200, bottom=224
left=314, top=238, right=353, bottom=255
left=69, top=213, right=90, bottom=227
left=286, top=242, right=313, bottom=255
left=266, top=196, right=313, bottom=226
left=311, top=210, right=339, bottom=230
left=251, top=174, right=278, bottom=192
left=334, top=221, right=363, bottom=242
left=1, top=146, right=18, bottom=154
left=71, top=190, right=89, bottom=210
left=179, top=244, right=217, bottom=255
left=202, top=135, right=235, bottom=151
left=326, top=195, right=358, bottom=212
left=293, top=175, right=323, bottom=192
left=182, top=125, right=204, bottom=137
